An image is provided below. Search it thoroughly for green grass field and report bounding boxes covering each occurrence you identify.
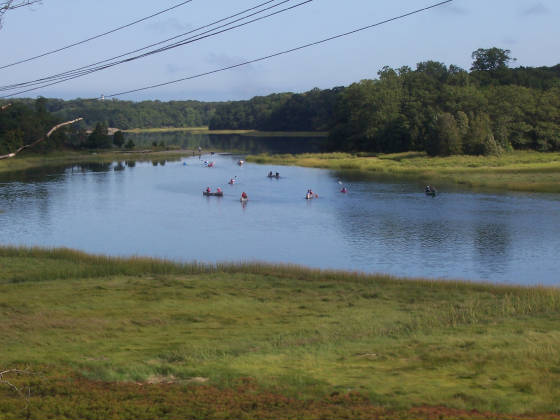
[246,151,560,193]
[1,247,560,419]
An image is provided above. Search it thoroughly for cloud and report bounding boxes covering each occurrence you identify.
[502,36,518,46]
[520,2,550,16]
[166,63,191,74]
[145,18,192,35]
[435,3,469,15]
[205,53,255,72]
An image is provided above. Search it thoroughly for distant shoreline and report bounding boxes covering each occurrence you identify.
[246,150,560,194]
[123,126,328,137]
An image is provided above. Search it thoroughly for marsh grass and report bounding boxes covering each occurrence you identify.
[1,246,560,417]
[246,151,560,193]
[0,150,193,175]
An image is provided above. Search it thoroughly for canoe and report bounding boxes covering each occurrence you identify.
[240,197,248,202]
[425,190,437,197]
[203,191,223,196]
[267,174,280,178]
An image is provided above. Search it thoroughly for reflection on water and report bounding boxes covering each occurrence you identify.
[127,132,326,154]
[1,155,559,286]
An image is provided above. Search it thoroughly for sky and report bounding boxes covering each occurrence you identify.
[0,0,558,102]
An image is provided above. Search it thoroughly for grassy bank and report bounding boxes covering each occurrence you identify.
[123,127,328,137]
[0,149,195,175]
[1,247,560,418]
[246,151,560,193]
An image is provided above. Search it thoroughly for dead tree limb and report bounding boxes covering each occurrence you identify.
[0,1,42,28]
[0,117,83,160]
[0,103,11,110]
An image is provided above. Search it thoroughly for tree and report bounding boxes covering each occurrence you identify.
[0,0,42,28]
[124,139,135,149]
[471,47,515,72]
[85,122,112,149]
[113,130,125,148]
[427,113,462,156]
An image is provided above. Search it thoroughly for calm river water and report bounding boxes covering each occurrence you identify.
[1,154,559,285]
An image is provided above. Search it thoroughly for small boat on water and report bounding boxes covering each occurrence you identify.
[425,186,437,196]
[240,197,248,202]
[267,172,280,178]
[203,191,223,197]
[238,160,244,166]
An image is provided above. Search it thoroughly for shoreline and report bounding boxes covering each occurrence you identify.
[246,151,560,193]
[0,148,199,175]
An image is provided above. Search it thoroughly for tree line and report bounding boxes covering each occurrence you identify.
[1,48,559,156]
[210,48,560,155]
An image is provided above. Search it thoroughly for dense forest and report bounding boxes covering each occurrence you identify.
[210,48,560,155]
[1,48,559,156]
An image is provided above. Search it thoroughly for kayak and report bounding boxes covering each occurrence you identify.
[203,191,223,196]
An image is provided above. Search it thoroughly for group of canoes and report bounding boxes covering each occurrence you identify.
[201,161,436,201]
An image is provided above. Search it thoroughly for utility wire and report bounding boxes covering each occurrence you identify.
[0,0,293,91]
[1,0,312,97]
[102,0,454,98]
[0,0,194,70]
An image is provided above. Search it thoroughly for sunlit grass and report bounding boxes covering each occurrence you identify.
[2,246,560,417]
[246,150,560,193]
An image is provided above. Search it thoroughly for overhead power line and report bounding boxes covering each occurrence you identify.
[0,0,194,70]
[0,0,295,92]
[1,0,312,98]
[102,0,454,99]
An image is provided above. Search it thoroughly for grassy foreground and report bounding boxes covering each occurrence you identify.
[246,151,560,193]
[1,247,560,419]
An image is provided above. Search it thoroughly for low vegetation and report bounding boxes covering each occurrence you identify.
[0,149,193,175]
[1,246,560,418]
[247,150,560,193]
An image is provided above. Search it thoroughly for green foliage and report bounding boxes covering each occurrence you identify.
[326,51,560,156]
[0,100,65,155]
[112,130,125,148]
[124,139,135,149]
[85,122,112,149]
[471,47,515,72]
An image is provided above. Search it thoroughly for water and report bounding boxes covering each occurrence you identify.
[127,132,326,154]
[1,154,559,286]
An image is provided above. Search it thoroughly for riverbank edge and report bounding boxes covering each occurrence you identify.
[245,151,560,193]
[0,149,198,175]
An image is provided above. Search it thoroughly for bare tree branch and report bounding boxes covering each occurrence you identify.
[0,117,83,160]
[0,0,42,28]
[0,103,12,110]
